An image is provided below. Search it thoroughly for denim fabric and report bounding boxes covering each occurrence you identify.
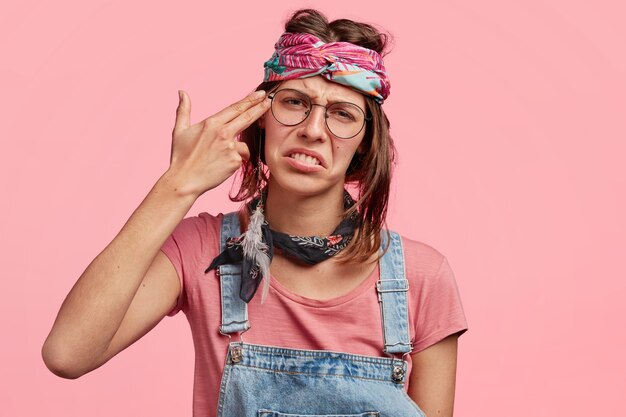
[216,212,425,417]
[217,212,249,335]
[377,232,412,355]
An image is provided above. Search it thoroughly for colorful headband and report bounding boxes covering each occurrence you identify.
[263,32,390,104]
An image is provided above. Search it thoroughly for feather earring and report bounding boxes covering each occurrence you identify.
[241,197,271,303]
[240,129,272,304]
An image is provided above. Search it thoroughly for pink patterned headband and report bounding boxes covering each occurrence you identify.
[263,32,390,104]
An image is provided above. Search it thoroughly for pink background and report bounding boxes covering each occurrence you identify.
[1,0,624,416]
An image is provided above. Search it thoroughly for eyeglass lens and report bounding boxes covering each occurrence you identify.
[270,89,366,139]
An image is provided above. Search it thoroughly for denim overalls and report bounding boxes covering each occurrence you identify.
[215,212,426,417]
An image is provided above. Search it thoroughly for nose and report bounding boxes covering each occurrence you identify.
[299,104,329,141]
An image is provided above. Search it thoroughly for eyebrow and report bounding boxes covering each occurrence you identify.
[289,87,360,106]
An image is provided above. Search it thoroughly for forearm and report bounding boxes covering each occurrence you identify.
[42,171,196,372]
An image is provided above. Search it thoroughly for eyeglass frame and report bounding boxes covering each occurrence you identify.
[266,88,372,139]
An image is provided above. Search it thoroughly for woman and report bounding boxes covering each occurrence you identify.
[42,8,468,417]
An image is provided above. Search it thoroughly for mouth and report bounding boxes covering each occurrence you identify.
[283,149,326,173]
[288,152,322,167]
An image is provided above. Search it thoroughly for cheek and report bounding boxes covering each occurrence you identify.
[262,127,288,166]
[330,148,357,173]
[259,111,272,129]
[263,128,281,152]
[334,141,361,162]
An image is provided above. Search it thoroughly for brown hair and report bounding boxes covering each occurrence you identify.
[230,8,396,263]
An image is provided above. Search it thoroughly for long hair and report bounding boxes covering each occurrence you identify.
[230,9,396,263]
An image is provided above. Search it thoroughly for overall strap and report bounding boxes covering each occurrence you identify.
[217,211,250,335]
[377,230,413,355]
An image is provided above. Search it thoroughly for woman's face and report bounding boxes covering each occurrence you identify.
[259,76,367,198]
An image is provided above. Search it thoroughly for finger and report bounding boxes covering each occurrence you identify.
[211,90,266,124]
[235,141,251,161]
[226,96,271,135]
[174,90,190,134]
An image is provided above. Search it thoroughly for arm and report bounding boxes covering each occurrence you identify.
[41,174,196,379]
[41,89,269,378]
[408,333,460,417]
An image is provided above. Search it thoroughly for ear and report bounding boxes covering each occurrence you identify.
[257,115,265,129]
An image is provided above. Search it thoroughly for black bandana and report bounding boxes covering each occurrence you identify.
[206,189,359,303]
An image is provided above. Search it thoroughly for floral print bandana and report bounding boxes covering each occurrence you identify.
[263,32,390,104]
[206,189,359,303]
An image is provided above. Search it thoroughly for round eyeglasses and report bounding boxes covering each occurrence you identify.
[267,88,370,139]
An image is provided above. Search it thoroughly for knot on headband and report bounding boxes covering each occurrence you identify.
[263,32,390,104]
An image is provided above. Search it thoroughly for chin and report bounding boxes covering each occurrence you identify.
[268,170,342,198]
[272,178,329,197]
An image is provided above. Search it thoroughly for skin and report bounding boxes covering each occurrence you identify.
[409,334,460,417]
[259,76,367,236]
[42,76,460,415]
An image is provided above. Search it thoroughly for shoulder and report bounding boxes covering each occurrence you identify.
[172,211,223,238]
[382,230,462,300]
[386,231,448,284]
[166,212,226,256]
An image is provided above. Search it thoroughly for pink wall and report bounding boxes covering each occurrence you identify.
[1,1,624,416]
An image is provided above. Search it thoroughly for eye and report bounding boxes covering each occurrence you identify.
[328,105,358,122]
[336,110,355,120]
[277,90,310,109]
[284,98,307,107]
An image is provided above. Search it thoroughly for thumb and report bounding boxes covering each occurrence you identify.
[174,90,190,133]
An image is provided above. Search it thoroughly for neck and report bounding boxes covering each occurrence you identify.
[263,181,347,236]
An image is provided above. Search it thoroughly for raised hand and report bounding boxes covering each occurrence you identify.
[167,89,270,197]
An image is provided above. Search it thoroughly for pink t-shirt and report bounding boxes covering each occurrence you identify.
[160,212,468,416]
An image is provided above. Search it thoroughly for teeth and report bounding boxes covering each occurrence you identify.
[289,153,320,166]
